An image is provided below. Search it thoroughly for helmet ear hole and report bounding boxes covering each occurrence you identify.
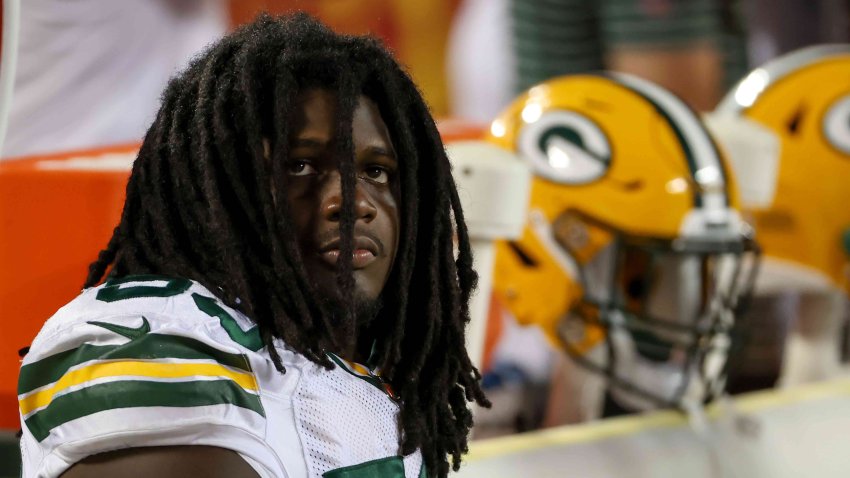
[626,277,648,301]
[786,106,804,134]
[507,241,538,268]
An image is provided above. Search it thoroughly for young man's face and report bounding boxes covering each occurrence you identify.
[284,88,400,306]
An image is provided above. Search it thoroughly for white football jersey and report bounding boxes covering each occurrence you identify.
[18,275,424,478]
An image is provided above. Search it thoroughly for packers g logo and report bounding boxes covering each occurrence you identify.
[823,94,850,156]
[518,110,612,184]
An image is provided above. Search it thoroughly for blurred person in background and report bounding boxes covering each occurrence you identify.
[448,0,748,125]
[509,0,746,111]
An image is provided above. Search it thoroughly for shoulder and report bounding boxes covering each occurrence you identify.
[32,275,269,356]
[18,275,293,478]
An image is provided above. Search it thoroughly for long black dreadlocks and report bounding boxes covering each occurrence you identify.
[84,13,489,477]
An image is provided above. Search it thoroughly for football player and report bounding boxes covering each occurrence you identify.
[18,14,488,478]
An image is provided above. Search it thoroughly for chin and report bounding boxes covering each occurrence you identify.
[316,287,384,328]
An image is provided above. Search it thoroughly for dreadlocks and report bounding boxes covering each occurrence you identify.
[84,13,489,477]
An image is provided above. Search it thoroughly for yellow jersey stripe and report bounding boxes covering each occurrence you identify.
[19,360,258,416]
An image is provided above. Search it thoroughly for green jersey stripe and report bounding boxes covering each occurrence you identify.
[323,455,405,478]
[18,333,253,395]
[192,294,263,351]
[25,379,265,442]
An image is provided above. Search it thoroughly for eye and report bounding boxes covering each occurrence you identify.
[518,109,611,184]
[361,166,390,184]
[823,95,850,155]
[286,160,318,176]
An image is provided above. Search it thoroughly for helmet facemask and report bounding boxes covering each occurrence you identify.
[551,210,761,411]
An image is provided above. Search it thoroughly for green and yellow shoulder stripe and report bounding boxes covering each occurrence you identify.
[18,315,265,442]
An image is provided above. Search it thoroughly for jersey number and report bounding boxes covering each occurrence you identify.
[95,275,263,351]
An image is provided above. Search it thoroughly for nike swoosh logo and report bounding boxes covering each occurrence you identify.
[88,316,151,340]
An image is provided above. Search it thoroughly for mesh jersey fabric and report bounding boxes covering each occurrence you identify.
[17,275,423,478]
[295,355,422,478]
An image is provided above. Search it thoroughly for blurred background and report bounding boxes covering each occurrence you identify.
[2,1,850,476]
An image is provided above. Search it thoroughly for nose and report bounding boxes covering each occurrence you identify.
[320,172,377,223]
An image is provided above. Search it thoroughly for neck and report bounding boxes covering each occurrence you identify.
[322,295,383,366]
[353,336,377,366]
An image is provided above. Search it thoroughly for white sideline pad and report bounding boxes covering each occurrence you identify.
[458,379,850,478]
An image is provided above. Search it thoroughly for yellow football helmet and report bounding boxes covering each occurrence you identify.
[490,74,759,411]
[714,45,850,295]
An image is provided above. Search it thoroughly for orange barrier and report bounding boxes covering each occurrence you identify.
[436,117,486,143]
[0,144,137,428]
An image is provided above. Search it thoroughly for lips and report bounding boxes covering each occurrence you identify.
[317,236,380,269]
